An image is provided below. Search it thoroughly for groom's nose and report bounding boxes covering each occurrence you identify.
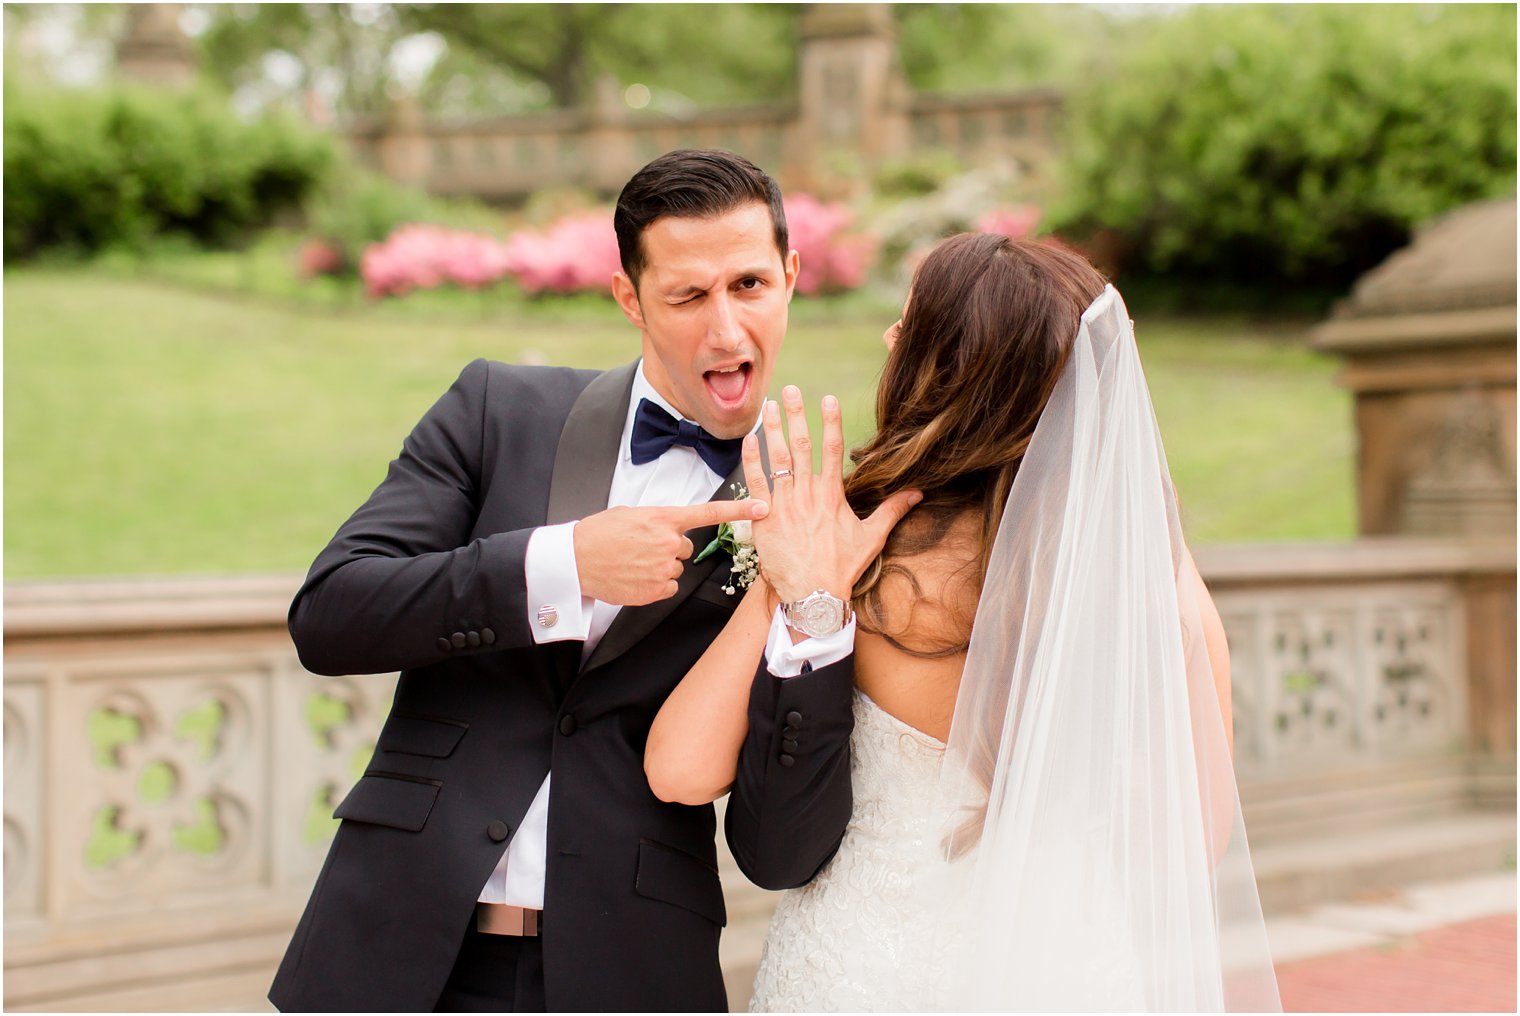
[705,291,743,350]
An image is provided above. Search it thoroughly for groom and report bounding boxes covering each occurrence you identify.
[268,150,860,1012]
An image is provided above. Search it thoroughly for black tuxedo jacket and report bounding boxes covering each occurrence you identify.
[268,360,856,1012]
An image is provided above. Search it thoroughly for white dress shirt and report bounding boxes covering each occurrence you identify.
[479,361,853,909]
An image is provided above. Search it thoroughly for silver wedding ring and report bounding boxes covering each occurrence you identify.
[770,469,793,481]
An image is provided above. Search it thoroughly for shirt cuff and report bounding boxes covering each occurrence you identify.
[764,606,855,678]
[524,522,594,644]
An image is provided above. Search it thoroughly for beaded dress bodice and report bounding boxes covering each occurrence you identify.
[749,692,959,1012]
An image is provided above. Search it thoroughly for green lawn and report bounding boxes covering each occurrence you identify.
[4,268,1354,579]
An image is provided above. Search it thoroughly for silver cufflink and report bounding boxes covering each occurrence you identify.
[536,605,559,629]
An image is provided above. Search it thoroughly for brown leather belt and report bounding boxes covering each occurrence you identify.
[475,902,543,937]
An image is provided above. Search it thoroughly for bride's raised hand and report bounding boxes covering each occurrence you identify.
[741,384,920,610]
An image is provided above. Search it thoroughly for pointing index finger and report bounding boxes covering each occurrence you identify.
[666,497,768,532]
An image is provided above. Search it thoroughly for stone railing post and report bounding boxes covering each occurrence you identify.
[793,3,909,196]
[374,96,432,190]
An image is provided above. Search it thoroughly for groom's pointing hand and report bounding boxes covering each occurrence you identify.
[574,499,770,606]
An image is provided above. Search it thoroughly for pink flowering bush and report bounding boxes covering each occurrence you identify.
[976,204,1042,241]
[296,237,346,279]
[360,224,513,298]
[783,194,877,296]
[501,212,622,295]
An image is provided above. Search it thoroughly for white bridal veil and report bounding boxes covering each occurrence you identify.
[925,286,1281,1011]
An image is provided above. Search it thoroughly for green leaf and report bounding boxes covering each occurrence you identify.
[692,536,723,564]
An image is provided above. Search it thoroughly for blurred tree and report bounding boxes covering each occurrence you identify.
[3,4,128,87]
[195,3,418,119]
[398,3,800,111]
[1054,3,1518,288]
[894,4,1128,93]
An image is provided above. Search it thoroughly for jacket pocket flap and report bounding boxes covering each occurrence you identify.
[634,840,727,927]
[377,712,468,758]
[333,773,441,832]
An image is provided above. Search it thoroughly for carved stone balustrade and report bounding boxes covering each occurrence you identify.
[1197,538,1515,840]
[5,539,1513,1010]
[4,577,396,1012]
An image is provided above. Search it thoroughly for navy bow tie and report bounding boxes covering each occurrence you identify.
[629,398,744,477]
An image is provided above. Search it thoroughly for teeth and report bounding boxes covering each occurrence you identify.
[713,366,742,374]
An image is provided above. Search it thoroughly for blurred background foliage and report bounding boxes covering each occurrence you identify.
[4,3,1512,292]
[3,80,333,261]
[2,3,1513,575]
[1053,3,1517,291]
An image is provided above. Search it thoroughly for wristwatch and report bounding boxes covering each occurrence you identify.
[780,590,853,638]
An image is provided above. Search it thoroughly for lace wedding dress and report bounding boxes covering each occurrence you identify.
[749,692,960,1012]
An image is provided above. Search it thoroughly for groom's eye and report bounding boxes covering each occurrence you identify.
[737,277,762,291]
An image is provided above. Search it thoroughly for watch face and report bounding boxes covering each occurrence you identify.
[797,593,844,637]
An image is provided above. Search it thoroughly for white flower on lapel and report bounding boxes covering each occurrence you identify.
[693,482,759,594]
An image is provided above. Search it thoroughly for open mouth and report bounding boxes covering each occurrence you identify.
[702,361,753,410]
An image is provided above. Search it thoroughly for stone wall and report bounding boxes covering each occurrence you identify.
[343,4,1062,201]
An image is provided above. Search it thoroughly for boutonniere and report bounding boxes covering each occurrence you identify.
[693,482,759,595]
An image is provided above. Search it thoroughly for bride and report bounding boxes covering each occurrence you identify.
[645,233,1281,1012]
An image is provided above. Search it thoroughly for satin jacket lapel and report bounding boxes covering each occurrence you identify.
[547,361,637,526]
[581,440,761,676]
[544,361,636,694]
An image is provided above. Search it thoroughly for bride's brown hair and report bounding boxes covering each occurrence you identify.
[845,233,1108,654]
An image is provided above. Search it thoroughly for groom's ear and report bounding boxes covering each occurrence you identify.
[612,271,646,330]
[783,249,800,302]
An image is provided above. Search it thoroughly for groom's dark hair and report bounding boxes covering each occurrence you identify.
[614,149,788,289]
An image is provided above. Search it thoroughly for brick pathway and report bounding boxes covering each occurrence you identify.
[1277,913,1516,1013]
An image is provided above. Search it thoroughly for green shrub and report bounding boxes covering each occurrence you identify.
[303,164,504,273]
[4,83,334,261]
[1054,5,1517,287]
[873,151,967,199]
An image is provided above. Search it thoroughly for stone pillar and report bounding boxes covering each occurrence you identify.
[115,4,196,88]
[374,97,431,190]
[1312,197,1518,773]
[793,3,910,196]
[583,74,631,193]
[1311,198,1517,538]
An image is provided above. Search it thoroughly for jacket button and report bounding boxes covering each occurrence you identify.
[481,627,496,645]
[451,631,467,649]
[778,753,795,767]
[782,738,799,753]
[486,820,510,843]
[467,630,481,648]
[786,710,803,726]
[782,725,800,740]
[436,637,452,652]
[558,714,578,736]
